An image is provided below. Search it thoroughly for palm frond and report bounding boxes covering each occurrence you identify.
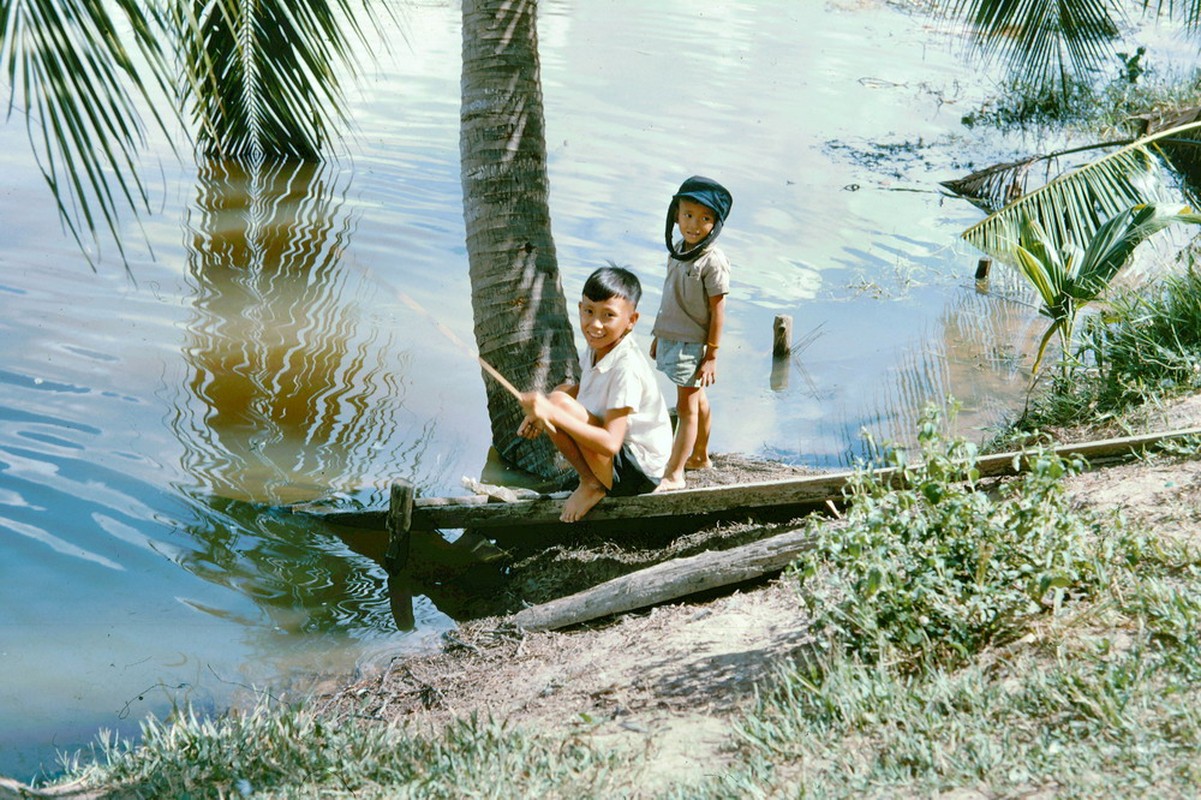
[940,141,1128,213]
[940,155,1044,213]
[1140,1,1201,32]
[961,122,1201,261]
[177,0,385,160]
[1007,202,1201,374]
[1014,226,1060,313]
[943,0,1127,90]
[1073,203,1201,296]
[962,145,1164,262]
[1,0,174,267]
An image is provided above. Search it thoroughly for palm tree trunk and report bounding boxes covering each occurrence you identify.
[460,0,578,478]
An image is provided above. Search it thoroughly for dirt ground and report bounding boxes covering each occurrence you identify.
[317,397,1201,793]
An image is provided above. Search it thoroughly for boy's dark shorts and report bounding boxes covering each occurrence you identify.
[608,444,659,497]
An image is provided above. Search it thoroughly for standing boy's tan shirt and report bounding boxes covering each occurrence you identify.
[651,244,731,344]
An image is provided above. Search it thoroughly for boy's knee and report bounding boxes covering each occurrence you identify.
[676,388,702,416]
[548,389,575,409]
[547,389,590,422]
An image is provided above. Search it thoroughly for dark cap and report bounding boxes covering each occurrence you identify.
[673,175,733,223]
[665,175,733,261]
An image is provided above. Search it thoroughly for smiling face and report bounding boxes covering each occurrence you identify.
[578,295,638,360]
[675,197,717,248]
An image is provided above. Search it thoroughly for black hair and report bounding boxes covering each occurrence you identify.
[582,264,642,308]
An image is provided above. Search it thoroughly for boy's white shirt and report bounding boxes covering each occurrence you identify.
[575,332,672,480]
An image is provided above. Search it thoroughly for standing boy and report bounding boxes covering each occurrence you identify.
[650,175,733,492]
[519,266,672,522]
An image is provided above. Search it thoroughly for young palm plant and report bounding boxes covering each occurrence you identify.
[1010,203,1201,373]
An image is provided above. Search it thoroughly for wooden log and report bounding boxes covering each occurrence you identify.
[512,528,819,631]
[384,481,415,574]
[288,426,1201,533]
[772,314,793,356]
[419,474,840,529]
[285,504,390,530]
[413,424,1201,529]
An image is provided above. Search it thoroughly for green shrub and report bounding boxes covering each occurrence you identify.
[792,405,1104,672]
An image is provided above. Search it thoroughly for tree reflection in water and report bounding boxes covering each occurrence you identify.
[175,159,440,506]
[167,158,460,635]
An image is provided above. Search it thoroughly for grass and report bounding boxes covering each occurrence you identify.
[708,413,1201,798]
[994,265,1201,443]
[61,710,638,799]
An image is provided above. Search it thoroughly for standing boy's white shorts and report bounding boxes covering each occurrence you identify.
[655,339,706,387]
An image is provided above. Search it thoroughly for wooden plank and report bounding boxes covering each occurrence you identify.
[287,504,390,529]
[413,474,845,529]
[512,528,819,631]
[287,426,1201,532]
[415,425,1201,530]
[384,481,415,574]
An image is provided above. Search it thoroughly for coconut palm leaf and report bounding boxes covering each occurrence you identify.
[942,0,1126,91]
[961,121,1201,261]
[961,144,1165,261]
[1140,1,1201,31]
[940,141,1126,213]
[1,0,174,266]
[175,0,384,160]
[940,155,1043,213]
[1,0,385,267]
[1072,202,1201,296]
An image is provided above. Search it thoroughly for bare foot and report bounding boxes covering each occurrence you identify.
[561,481,607,522]
[652,475,686,493]
[685,457,712,471]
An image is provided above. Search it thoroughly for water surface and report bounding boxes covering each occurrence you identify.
[0,0,1120,779]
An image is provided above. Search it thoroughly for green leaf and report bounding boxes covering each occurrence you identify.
[962,122,1201,263]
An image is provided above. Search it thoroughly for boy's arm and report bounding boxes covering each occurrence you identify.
[697,293,726,386]
[517,384,578,439]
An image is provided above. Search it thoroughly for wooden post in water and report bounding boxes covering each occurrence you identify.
[772,315,793,357]
[974,257,991,293]
[769,357,790,392]
[385,480,415,574]
[770,314,792,392]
